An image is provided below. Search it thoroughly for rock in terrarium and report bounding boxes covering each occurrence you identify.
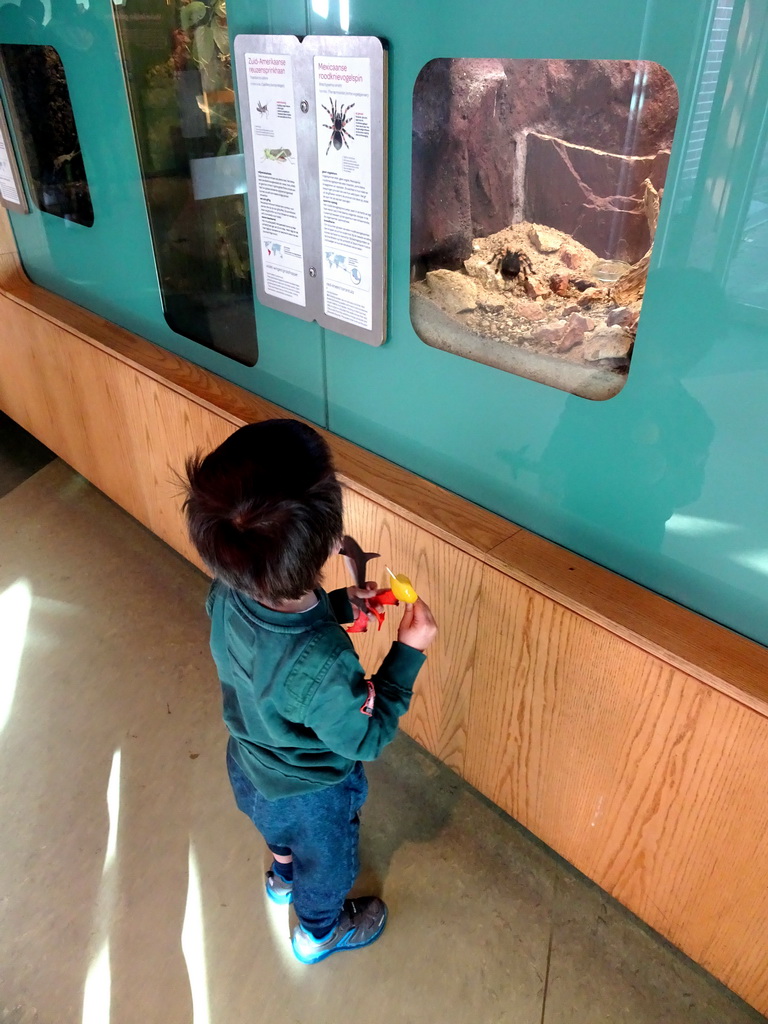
[411,220,638,397]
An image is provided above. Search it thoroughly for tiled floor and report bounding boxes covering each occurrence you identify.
[0,421,765,1024]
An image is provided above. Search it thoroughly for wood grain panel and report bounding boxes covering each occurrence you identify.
[127,373,235,566]
[323,488,482,773]
[487,529,768,717]
[0,306,147,523]
[0,295,209,567]
[0,208,15,254]
[465,563,768,1011]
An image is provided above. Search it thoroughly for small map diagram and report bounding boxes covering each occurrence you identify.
[325,250,363,285]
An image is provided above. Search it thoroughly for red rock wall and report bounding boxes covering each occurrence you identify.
[411,58,678,269]
[525,134,670,262]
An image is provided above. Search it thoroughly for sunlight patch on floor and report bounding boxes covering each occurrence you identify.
[81,940,110,1024]
[104,749,121,873]
[182,843,212,1024]
[0,578,32,734]
[80,747,122,1022]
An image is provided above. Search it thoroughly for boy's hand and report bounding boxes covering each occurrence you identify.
[397,598,438,652]
[347,582,392,621]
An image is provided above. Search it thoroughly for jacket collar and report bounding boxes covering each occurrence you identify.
[231,587,331,632]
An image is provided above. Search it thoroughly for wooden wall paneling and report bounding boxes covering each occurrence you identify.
[0,300,152,526]
[0,305,88,462]
[0,269,286,434]
[331,439,516,559]
[128,372,236,568]
[0,207,15,254]
[0,287,231,569]
[67,344,152,524]
[465,562,768,1013]
[487,529,768,716]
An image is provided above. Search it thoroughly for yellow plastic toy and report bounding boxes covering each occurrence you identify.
[386,567,418,603]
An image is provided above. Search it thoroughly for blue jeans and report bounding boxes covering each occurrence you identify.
[226,744,368,935]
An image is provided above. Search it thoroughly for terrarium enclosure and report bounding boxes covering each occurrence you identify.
[410,59,678,399]
[114,0,258,365]
[0,44,93,227]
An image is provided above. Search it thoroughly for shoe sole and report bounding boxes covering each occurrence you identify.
[292,907,388,965]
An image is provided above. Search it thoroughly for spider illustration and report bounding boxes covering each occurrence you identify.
[487,248,534,282]
[322,98,355,155]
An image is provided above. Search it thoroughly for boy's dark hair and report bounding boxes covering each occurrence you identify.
[183,419,343,603]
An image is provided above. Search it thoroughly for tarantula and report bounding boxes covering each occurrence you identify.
[322,98,355,155]
[487,248,534,282]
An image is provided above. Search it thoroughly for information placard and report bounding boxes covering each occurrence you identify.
[314,55,373,332]
[244,51,306,307]
[235,35,386,346]
[0,97,28,214]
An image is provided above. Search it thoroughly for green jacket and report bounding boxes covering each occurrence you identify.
[206,580,426,798]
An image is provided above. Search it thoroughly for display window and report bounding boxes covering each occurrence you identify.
[0,44,93,227]
[410,59,678,399]
[114,0,257,365]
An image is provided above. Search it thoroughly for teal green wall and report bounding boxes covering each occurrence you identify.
[0,0,324,420]
[3,0,768,650]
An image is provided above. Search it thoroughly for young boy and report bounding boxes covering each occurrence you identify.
[183,418,437,964]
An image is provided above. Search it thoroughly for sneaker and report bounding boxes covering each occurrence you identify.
[265,870,293,905]
[291,897,387,964]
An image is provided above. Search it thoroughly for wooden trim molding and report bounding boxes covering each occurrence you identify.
[1,207,768,1014]
[486,530,768,717]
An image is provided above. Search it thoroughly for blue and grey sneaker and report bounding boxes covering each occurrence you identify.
[291,897,388,964]
[265,869,293,905]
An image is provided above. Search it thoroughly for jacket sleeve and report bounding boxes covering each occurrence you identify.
[327,587,355,624]
[303,641,426,761]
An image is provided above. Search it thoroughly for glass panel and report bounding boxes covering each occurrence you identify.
[410,59,678,400]
[726,133,768,312]
[114,0,257,366]
[0,44,93,227]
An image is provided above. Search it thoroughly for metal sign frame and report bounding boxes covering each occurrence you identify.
[234,34,387,346]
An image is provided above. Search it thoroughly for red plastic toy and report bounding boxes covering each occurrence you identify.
[339,534,398,633]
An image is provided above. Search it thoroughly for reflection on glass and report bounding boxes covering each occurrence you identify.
[410,59,678,400]
[114,0,257,365]
[726,135,768,311]
[0,44,94,226]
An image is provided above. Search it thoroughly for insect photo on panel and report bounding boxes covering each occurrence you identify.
[322,98,355,155]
